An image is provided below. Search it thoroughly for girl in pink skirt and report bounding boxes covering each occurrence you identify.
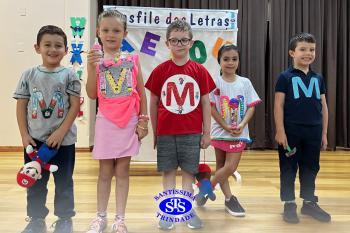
[86,10,148,233]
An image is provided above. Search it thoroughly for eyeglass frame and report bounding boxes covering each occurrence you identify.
[167,37,192,46]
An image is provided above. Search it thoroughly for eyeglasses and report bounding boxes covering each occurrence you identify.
[168,38,191,46]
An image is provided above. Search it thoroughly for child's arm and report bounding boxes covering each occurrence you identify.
[135,60,148,140]
[321,94,328,150]
[274,92,288,148]
[86,50,101,99]
[200,94,211,149]
[233,106,255,135]
[149,93,159,149]
[46,95,80,148]
[43,163,58,172]
[211,105,234,133]
[16,99,36,148]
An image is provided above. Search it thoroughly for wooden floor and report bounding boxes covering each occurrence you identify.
[0,150,349,233]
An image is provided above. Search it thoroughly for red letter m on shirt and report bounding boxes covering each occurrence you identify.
[166,82,195,106]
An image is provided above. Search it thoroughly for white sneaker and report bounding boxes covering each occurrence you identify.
[111,218,128,233]
[86,216,107,233]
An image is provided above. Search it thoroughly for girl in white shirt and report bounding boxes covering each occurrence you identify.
[207,44,261,216]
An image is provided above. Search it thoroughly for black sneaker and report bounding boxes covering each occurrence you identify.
[301,201,331,222]
[283,202,299,224]
[21,218,47,233]
[52,218,73,233]
[225,196,245,217]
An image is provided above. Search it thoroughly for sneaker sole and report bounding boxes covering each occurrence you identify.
[86,227,106,233]
[225,206,246,217]
[186,223,203,229]
[300,209,331,222]
[282,214,300,224]
[158,223,175,230]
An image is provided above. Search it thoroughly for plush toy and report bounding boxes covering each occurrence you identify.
[16,144,58,188]
[195,163,216,206]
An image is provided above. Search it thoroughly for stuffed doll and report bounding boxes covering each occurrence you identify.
[16,144,58,188]
[195,163,216,206]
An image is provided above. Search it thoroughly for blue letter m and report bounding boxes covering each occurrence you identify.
[292,76,320,99]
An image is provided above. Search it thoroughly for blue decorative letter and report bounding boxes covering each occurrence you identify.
[292,76,320,99]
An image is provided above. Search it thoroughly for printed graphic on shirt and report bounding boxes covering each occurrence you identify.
[99,59,133,98]
[292,76,320,99]
[220,94,245,127]
[31,87,64,119]
[161,74,200,114]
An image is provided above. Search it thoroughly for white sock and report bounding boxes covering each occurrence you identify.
[284,200,295,204]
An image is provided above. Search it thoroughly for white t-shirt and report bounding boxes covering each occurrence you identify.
[209,75,261,143]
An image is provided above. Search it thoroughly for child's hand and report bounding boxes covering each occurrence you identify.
[223,124,234,134]
[136,122,148,141]
[321,134,328,150]
[200,133,211,149]
[21,134,36,148]
[87,50,102,68]
[232,123,244,136]
[46,128,65,149]
[275,130,288,149]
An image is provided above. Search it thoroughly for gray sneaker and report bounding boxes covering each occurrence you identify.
[186,210,203,229]
[158,219,174,230]
[225,195,245,217]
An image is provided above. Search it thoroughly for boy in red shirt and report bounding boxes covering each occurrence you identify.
[145,20,215,230]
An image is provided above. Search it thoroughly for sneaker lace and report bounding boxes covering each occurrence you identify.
[89,217,106,230]
[112,219,127,233]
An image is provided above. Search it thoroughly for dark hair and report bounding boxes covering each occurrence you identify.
[36,25,67,47]
[289,32,316,51]
[217,44,239,64]
[98,10,127,31]
[166,20,193,40]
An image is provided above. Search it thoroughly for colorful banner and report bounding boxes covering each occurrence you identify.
[103,6,238,80]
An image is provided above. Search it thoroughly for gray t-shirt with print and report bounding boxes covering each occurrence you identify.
[13,66,81,145]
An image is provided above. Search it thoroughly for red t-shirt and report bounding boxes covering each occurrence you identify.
[145,59,215,135]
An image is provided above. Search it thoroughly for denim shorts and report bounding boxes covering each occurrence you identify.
[157,134,201,175]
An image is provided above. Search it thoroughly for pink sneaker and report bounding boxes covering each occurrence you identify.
[111,219,128,233]
[86,216,107,233]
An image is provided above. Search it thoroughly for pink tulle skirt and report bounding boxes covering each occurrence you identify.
[92,111,140,159]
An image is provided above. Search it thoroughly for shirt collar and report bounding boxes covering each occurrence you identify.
[288,66,316,76]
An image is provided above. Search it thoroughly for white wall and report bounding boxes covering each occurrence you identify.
[0,0,94,148]
[0,0,216,161]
